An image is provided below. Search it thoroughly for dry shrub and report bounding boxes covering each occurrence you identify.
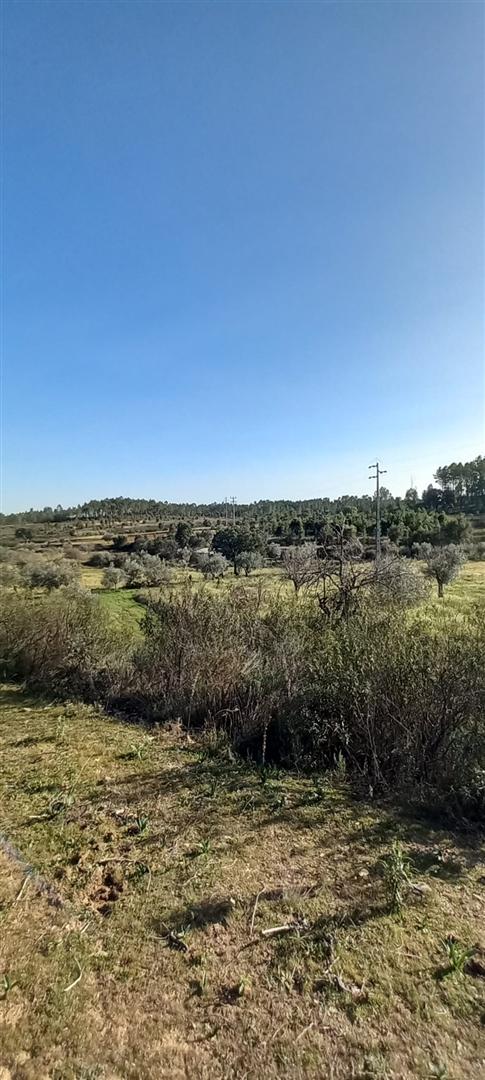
[1,581,484,811]
[286,606,485,797]
[132,588,485,805]
[0,586,132,699]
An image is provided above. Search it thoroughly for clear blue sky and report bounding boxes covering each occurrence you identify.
[3,0,484,510]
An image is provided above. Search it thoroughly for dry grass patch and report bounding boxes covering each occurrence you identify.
[1,685,484,1079]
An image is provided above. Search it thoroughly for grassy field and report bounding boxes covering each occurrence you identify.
[431,561,485,614]
[1,685,484,1079]
[84,561,485,628]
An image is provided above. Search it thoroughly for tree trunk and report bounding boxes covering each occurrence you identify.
[438,580,444,598]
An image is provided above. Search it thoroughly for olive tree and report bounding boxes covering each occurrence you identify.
[122,553,171,588]
[418,544,467,598]
[196,552,228,580]
[234,550,263,577]
[25,560,79,591]
[102,565,128,590]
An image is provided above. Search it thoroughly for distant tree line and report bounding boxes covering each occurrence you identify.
[2,455,483,526]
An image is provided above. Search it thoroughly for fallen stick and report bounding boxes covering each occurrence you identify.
[14,874,32,903]
[261,924,295,938]
[295,1021,314,1043]
[63,957,83,993]
[249,889,264,936]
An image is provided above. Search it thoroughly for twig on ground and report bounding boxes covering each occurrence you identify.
[160,922,189,952]
[63,957,83,993]
[250,889,264,936]
[295,1022,314,1042]
[14,874,31,903]
[261,924,294,938]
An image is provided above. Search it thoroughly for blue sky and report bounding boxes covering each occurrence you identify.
[3,0,484,510]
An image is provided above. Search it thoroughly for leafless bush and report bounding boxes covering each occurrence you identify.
[130,585,263,726]
[372,556,431,607]
[281,544,319,592]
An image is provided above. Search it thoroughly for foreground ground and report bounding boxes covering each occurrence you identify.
[0,686,484,1079]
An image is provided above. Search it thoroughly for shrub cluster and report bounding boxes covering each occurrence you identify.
[126,589,485,802]
[0,586,131,698]
[1,579,484,816]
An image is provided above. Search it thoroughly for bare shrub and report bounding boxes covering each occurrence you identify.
[281,544,319,592]
[372,557,431,607]
[466,541,485,562]
[131,589,485,800]
[0,563,22,587]
[284,605,485,795]
[131,585,261,725]
[1,571,483,811]
[62,544,84,562]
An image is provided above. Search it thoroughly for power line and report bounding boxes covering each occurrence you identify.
[368,462,387,564]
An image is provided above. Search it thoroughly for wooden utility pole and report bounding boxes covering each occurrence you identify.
[368,462,387,564]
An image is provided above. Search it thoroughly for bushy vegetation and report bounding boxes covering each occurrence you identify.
[119,552,171,588]
[0,547,80,590]
[1,571,483,817]
[0,586,131,698]
[26,559,80,590]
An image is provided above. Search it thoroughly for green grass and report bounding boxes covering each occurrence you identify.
[1,685,484,1078]
[431,561,485,614]
[95,586,146,632]
[88,561,485,633]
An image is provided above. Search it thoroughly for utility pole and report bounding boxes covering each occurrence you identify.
[224,497,228,523]
[230,496,236,525]
[368,462,387,564]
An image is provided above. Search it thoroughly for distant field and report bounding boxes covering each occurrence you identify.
[79,565,104,589]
